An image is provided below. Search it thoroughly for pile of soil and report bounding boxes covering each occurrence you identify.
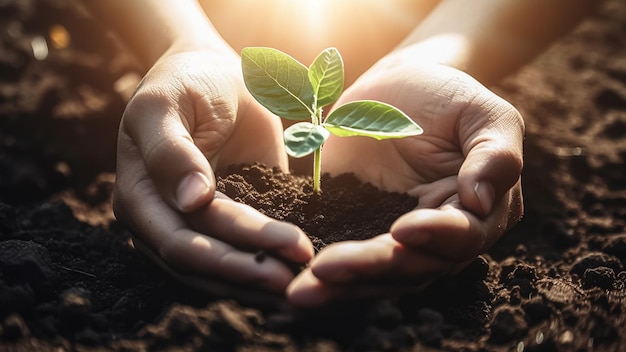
[1,0,626,350]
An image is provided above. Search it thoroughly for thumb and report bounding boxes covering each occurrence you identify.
[457,98,524,217]
[121,95,218,213]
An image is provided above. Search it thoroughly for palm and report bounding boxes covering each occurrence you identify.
[115,50,312,294]
[286,61,524,307]
[323,63,476,203]
[148,51,287,172]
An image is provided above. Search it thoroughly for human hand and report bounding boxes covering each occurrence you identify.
[113,48,314,295]
[287,55,524,306]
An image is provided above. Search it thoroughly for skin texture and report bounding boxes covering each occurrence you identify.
[287,58,524,306]
[81,0,603,306]
[113,49,314,292]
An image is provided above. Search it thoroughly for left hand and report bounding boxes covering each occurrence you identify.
[286,54,524,307]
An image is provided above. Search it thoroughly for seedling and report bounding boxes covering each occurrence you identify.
[241,47,423,192]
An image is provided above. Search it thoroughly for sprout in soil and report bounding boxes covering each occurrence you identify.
[241,47,423,192]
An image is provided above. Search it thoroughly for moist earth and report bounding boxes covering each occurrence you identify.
[1,1,626,351]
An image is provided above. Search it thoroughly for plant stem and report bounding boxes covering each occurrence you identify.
[311,106,323,193]
[313,145,322,192]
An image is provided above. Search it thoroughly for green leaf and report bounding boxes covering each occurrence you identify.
[324,100,423,140]
[241,47,314,120]
[308,47,344,108]
[284,122,330,158]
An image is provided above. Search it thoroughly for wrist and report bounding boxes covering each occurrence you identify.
[160,34,235,63]
[395,35,473,76]
[86,0,234,71]
[396,36,515,86]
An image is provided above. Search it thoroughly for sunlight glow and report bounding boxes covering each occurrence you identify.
[201,0,429,84]
[410,33,470,66]
[49,24,70,49]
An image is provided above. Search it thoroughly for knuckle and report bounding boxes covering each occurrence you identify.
[123,89,169,124]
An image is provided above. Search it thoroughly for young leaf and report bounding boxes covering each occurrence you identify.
[324,100,423,140]
[308,47,344,108]
[284,122,330,158]
[241,47,314,120]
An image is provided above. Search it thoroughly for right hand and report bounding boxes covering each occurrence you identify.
[112,48,314,294]
[287,57,524,307]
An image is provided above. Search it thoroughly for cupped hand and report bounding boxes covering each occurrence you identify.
[113,48,314,294]
[287,54,524,306]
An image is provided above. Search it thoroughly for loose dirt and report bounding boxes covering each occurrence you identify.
[1,1,625,351]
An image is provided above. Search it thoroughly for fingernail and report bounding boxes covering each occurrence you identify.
[176,172,211,212]
[474,182,495,215]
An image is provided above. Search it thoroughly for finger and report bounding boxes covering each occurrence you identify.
[131,235,287,308]
[457,94,524,217]
[391,185,522,260]
[153,226,296,293]
[391,204,485,260]
[186,195,315,263]
[113,169,297,292]
[121,89,217,214]
[287,268,431,307]
[406,175,458,209]
[287,269,337,307]
[309,234,453,281]
[286,234,451,307]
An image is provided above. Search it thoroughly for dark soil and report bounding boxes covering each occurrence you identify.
[1,0,626,351]
[219,163,419,253]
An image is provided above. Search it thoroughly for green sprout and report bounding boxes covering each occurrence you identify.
[241,47,423,192]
